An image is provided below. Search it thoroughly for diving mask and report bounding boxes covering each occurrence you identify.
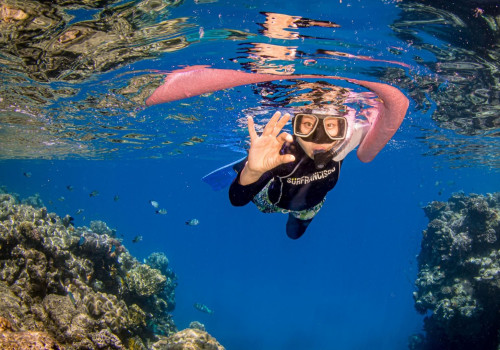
[293,114,347,144]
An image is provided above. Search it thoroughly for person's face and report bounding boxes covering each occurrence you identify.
[295,116,341,158]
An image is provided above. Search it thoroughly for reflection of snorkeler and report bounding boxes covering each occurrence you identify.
[229,79,409,239]
[245,12,340,74]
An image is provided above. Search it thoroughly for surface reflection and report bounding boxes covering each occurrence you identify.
[0,1,496,167]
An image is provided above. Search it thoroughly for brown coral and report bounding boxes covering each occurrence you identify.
[151,328,226,350]
[0,317,13,332]
[0,331,62,350]
[0,193,184,348]
[0,315,62,350]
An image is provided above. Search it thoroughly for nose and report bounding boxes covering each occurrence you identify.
[310,119,331,144]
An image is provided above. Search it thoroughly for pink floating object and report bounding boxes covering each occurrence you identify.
[146,66,408,162]
[145,65,323,106]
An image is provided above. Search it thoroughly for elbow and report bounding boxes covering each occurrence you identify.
[229,196,249,207]
[228,190,250,207]
[230,200,247,207]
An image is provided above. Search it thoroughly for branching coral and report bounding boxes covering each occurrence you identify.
[125,264,167,297]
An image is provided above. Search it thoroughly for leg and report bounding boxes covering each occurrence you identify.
[286,214,312,240]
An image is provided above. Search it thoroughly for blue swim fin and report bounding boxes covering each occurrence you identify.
[202,157,246,191]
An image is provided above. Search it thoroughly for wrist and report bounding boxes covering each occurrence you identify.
[239,162,263,185]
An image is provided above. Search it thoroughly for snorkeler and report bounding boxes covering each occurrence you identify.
[145,65,409,239]
[228,79,409,239]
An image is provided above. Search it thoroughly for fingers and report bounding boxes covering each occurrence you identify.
[262,111,281,136]
[273,113,290,137]
[247,116,257,141]
[250,112,291,145]
[263,112,290,137]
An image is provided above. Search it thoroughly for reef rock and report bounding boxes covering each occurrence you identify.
[412,192,500,350]
[0,192,178,349]
[151,328,225,350]
[0,316,62,349]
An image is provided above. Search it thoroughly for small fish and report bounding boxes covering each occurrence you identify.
[150,200,159,208]
[23,172,32,178]
[132,235,143,243]
[194,303,214,315]
[114,195,120,201]
[117,276,125,287]
[186,219,199,226]
[66,185,74,191]
[156,208,167,215]
[58,196,65,202]
[76,209,84,215]
[109,244,116,254]
[78,236,86,246]
[68,291,77,307]
[89,190,99,197]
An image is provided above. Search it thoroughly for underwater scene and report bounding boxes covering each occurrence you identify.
[0,0,499,349]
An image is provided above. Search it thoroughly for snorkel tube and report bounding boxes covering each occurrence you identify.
[146,66,408,162]
[313,151,332,170]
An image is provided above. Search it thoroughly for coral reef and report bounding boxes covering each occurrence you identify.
[0,316,62,349]
[188,321,206,332]
[144,252,177,312]
[151,328,225,350]
[126,264,167,297]
[146,252,170,274]
[411,192,500,350]
[89,220,117,237]
[0,192,180,349]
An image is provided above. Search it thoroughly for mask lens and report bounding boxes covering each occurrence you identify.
[323,116,346,140]
[294,114,318,137]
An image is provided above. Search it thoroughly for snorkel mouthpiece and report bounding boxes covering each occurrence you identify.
[313,150,332,170]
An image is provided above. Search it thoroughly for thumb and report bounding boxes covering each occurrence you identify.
[277,132,293,144]
[279,154,295,164]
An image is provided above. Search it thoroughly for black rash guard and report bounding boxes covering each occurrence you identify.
[229,140,342,212]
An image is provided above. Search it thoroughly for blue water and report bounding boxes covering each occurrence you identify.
[1,0,498,349]
[1,150,497,349]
